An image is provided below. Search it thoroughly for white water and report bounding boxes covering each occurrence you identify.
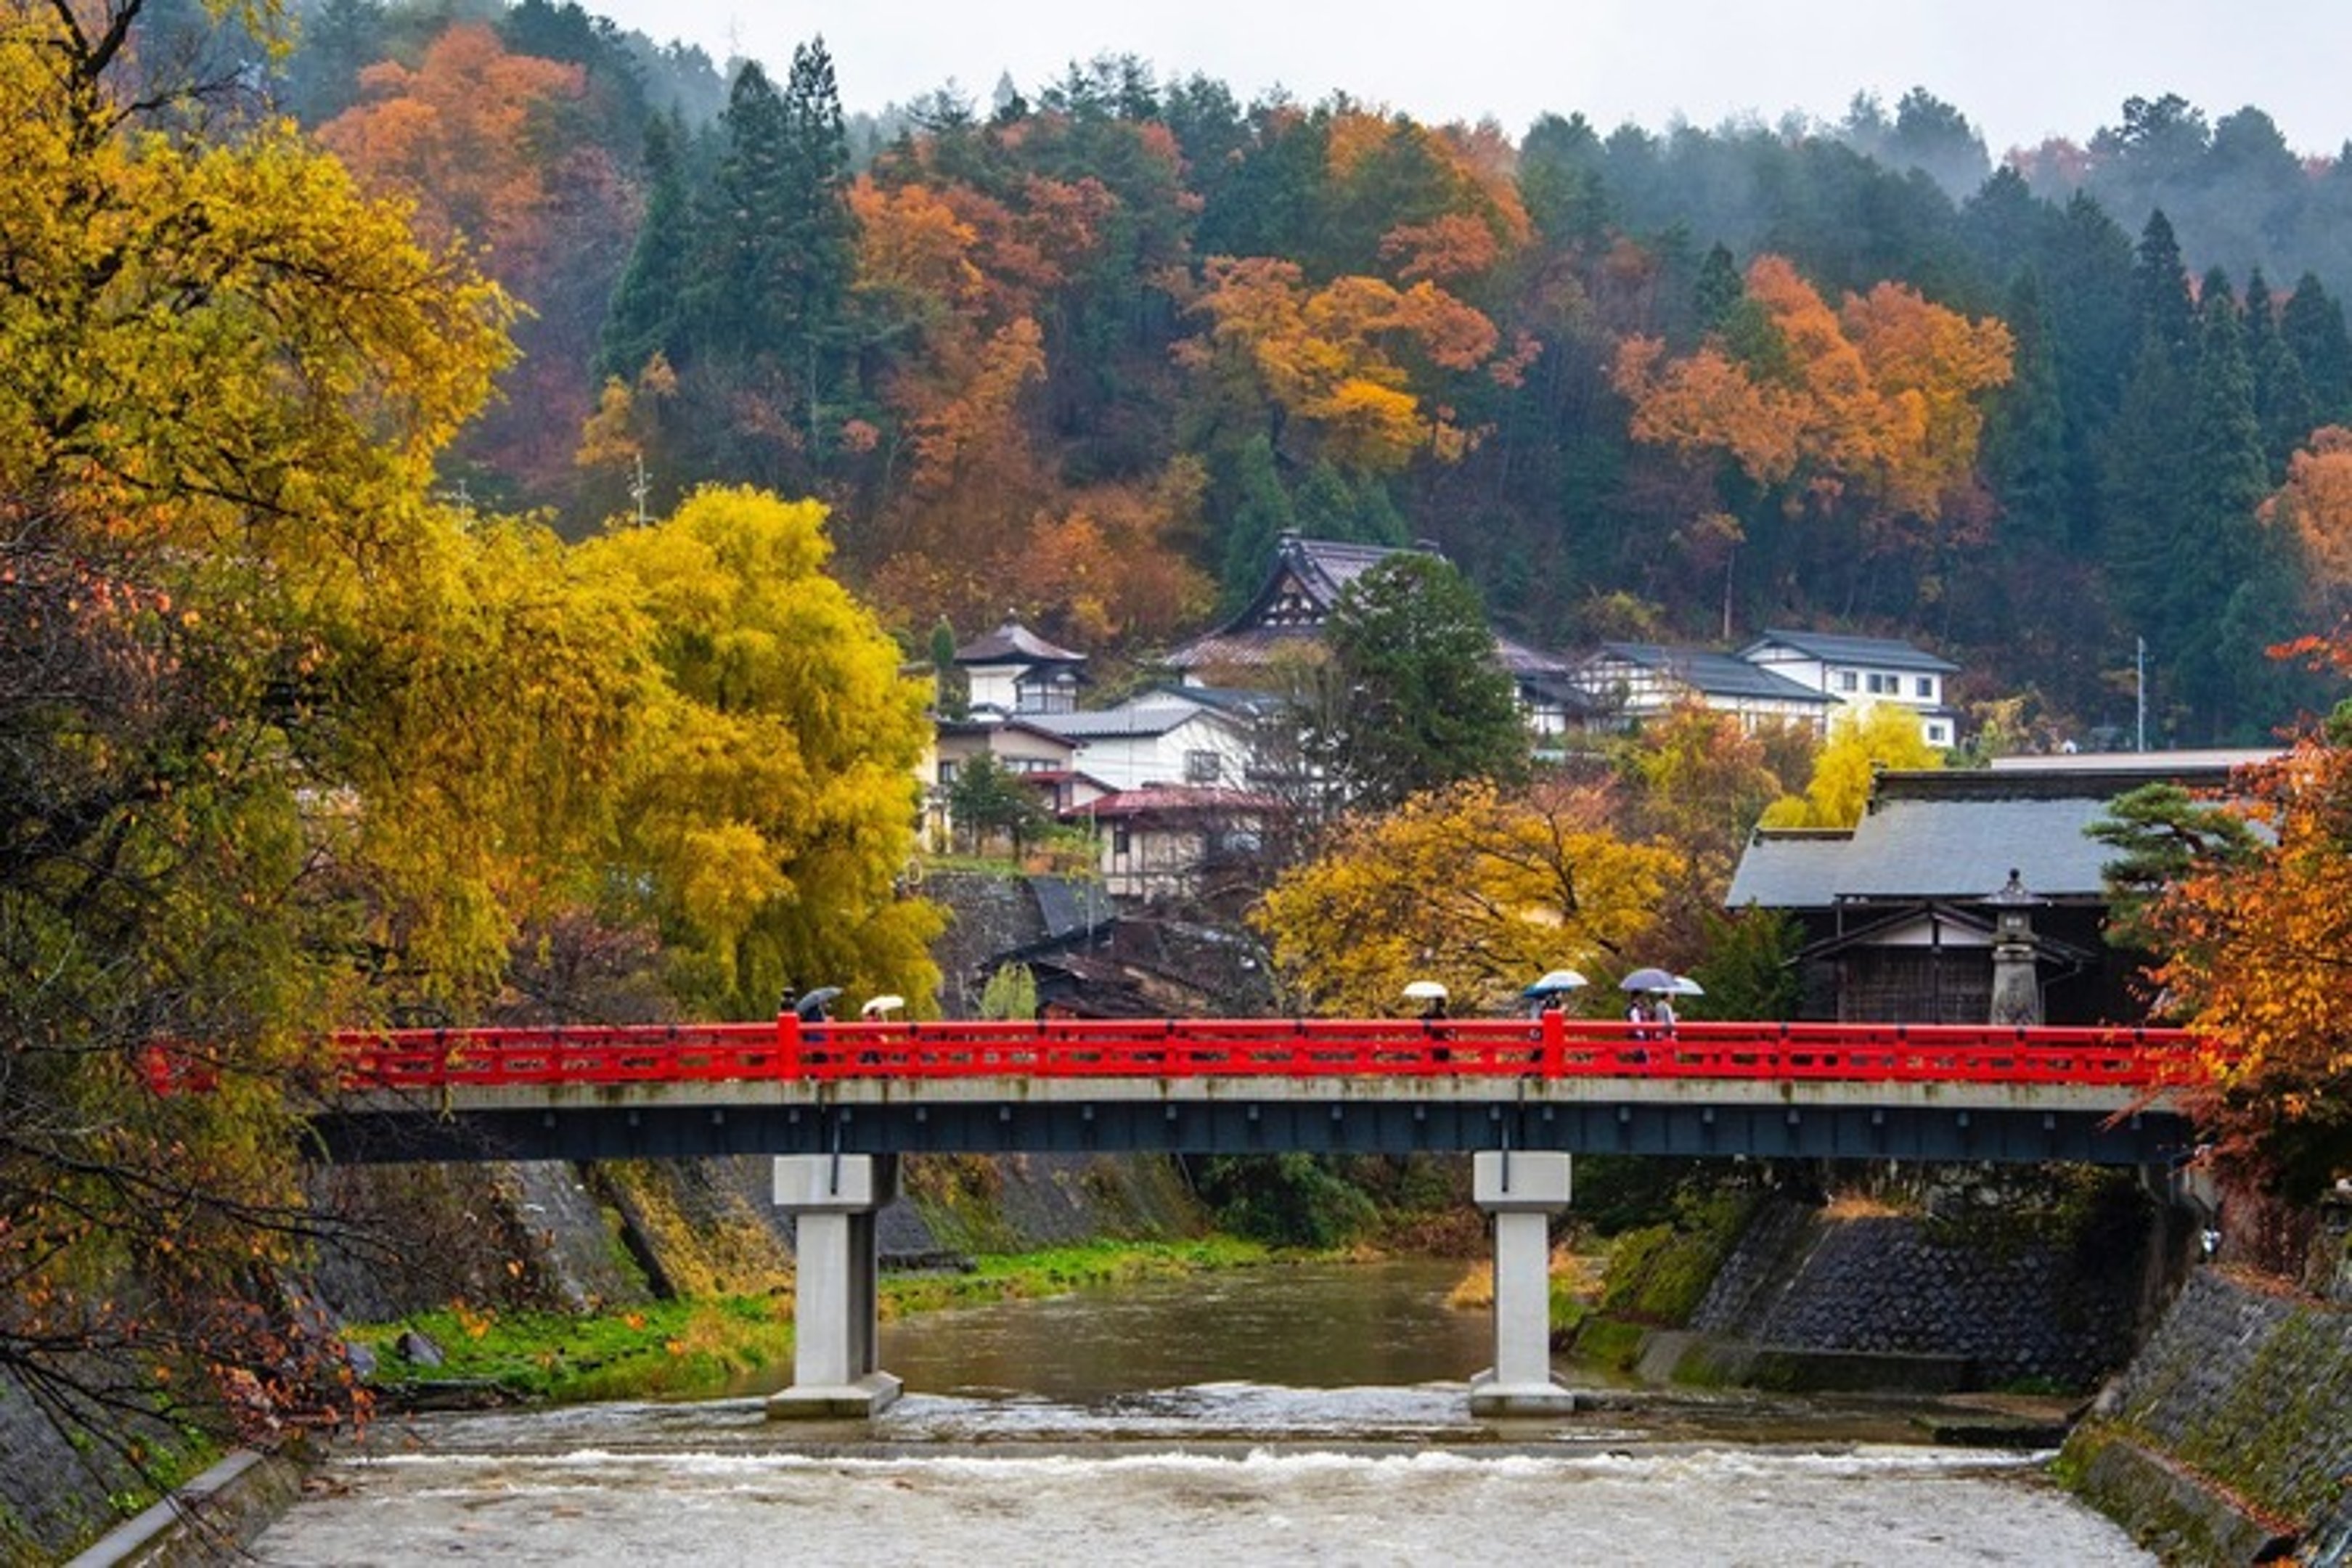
[253,1262,2152,1564]
[253,1389,2151,1566]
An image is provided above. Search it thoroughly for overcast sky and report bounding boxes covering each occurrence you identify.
[580,0,2351,158]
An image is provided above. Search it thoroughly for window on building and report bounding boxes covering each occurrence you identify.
[936,760,958,785]
[1927,722,1951,746]
[1837,670,1858,692]
[1866,672,1894,694]
[1111,822,1132,856]
[1185,750,1222,784]
[1916,676,1935,699]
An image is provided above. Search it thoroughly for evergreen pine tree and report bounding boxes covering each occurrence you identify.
[1218,434,1296,613]
[2281,272,2352,427]
[2242,269,2314,479]
[2131,209,2197,367]
[597,112,695,383]
[2175,272,2284,739]
[1983,271,2070,550]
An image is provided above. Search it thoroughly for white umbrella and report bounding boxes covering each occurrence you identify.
[1618,967,1677,993]
[1401,980,1450,1003]
[859,994,906,1019]
[1665,976,1705,997]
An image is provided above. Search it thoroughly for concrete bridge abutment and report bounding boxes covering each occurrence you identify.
[1469,1150,1580,1416]
[767,1153,903,1419]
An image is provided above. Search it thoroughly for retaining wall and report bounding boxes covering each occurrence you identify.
[2065,1266,2352,1564]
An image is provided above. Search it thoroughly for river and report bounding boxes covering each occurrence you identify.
[251,1259,2152,1564]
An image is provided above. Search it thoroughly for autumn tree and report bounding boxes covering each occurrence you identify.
[1758,703,1943,829]
[0,0,568,1474]
[1253,777,1680,1016]
[578,486,942,1017]
[1182,256,1508,476]
[319,22,632,500]
[1612,253,2012,613]
[2138,685,2352,1198]
[2264,425,2352,627]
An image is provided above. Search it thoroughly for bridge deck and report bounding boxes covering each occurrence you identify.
[306,1017,2206,1167]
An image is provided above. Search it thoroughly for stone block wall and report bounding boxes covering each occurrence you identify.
[2067,1267,2352,1562]
[1686,1176,2161,1389]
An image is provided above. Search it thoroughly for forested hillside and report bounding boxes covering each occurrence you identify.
[257,2,2352,739]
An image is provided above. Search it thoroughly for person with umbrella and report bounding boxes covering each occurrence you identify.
[1522,968,1587,1018]
[1619,966,1678,1041]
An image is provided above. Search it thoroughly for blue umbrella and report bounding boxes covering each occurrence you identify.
[1523,968,1589,998]
[1618,967,1677,993]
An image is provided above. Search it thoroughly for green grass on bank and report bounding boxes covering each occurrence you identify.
[348,1238,1271,1405]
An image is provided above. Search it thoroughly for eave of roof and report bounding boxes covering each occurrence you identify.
[1743,628,1960,674]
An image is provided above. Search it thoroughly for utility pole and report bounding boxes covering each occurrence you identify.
[630,453,650,528]
[2135,637,2147,753]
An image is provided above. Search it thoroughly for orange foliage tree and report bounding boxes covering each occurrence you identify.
[1182,256,1505,472]
[1612,254,2013,554]
[2261,425,2352,626]
[2141,663,2352,1197]
[320,23,632,497]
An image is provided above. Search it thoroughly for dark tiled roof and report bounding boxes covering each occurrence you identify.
[1742,629,1959,674]
[1495,633,1573,677]
[956,619,1088,666]
[1281,535,1419,605]
[1589,643,1834,705]
[1726,756,2269,908]
[1027,703,1214,740]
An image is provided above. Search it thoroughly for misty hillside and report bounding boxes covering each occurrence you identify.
[256,0,2352,745]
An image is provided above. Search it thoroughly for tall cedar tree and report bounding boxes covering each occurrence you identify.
[598,111,695,382]
[1308,553,1527,811]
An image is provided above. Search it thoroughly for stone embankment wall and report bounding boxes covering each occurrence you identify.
[309,1151,1206,1321]
[2063,1220,2352,1564]
[1633,1169,2173,1394]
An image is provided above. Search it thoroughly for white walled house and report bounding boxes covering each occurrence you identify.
[1570,642,1837,735]
[1739,629,1961,748]
[955,619,1088,716]
[1028,694,1260,792]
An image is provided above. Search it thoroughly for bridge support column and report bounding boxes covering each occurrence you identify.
[767,1153,902,1420]
[1469,1151,1580,1417]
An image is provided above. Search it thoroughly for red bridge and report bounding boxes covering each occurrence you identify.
[337,1014,2200,1089]
[312,1016,2208,1169]
[306,1015,2213,1419]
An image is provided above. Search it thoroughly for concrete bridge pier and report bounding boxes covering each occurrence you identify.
[767,1153,903,1419]
[1469,1150,1580,1417]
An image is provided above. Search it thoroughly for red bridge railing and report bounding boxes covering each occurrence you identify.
[327,1016,2209,1093]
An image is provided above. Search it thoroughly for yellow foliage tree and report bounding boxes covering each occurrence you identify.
[1254,778,1681,1016]
[1758,702,1944,830]
[579,487,943,1017]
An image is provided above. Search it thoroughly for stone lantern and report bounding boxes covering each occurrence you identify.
[1983,867,2046,1026]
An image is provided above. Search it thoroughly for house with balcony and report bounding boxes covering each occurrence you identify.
[1066,785,1281,905]
[1737,629,1961,748]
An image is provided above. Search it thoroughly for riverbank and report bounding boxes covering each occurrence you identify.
[349,1236,1273,1408]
